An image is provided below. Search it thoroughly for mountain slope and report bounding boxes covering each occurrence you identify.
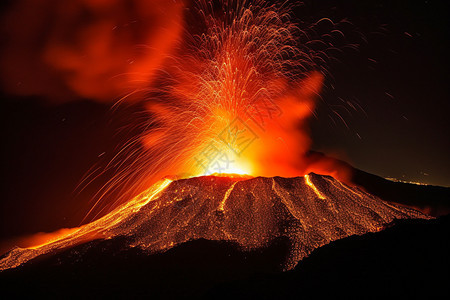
[0,173,429,271]
[353,168,450,216]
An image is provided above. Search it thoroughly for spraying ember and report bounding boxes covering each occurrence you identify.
[84,0,353,219]
[0,0,429,272]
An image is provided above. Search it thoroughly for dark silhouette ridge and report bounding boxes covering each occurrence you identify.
[353,168,450,216]
[0,215,448,298]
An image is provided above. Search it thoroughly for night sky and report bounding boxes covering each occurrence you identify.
[304,0,450,187]
[1,0,449,240]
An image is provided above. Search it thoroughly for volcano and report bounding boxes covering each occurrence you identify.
[0,173,429,272]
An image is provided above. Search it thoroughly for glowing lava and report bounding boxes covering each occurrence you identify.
[80,0,355,220]
[0,178,172,270]
[0,0,388,274]
[305,174,326,199]
[0,174,430,271]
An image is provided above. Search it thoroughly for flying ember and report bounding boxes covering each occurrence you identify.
[82,0,353,220]
[0,0,360,268]
[0,1,444,297]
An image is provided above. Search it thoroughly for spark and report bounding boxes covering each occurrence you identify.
[80,0,356,222]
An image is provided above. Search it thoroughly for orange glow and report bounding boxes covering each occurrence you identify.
[305,174,326,199]
[0,178,172,270]
[21,228,81,250]
[0,228,79,255]
[63,0,355,220]
[0,174,430,272]
[210,173,254,180]
[0,1,357,267]
[0,0,185,102]
[0,0,354,223]
[0,1,435,277]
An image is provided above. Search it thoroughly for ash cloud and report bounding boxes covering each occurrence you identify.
[0,0,185,102]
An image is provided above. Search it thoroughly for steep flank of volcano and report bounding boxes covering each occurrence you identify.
[1,174,430,271]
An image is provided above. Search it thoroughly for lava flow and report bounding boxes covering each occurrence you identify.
[83,0,354,219]
[0,174,430,271]
[0,0,430,272]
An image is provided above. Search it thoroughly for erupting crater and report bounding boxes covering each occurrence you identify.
[0,173,430,271]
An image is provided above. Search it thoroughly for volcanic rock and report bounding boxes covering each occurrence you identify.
[0,173,430,271]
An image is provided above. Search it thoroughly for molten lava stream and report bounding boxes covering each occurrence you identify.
[0,173,431,272]
[0,0,431,274]
[0,179,173,271]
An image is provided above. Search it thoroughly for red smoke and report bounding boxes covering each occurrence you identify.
[0,0,354,224]
[246,71,353,184]
[0,0,185,102]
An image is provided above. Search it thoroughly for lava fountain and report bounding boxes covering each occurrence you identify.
[87,0,352,219]
[0,0,429,271]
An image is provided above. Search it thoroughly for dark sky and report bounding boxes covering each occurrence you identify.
[0,0,449,240]
[302,0,450,187]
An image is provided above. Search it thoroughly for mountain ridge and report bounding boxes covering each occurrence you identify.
[0,173,430,271]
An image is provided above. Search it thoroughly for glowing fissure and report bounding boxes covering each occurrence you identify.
[0,174,430,272]
[305,174,326,199]
[0,0,434,275]
[79,0,356,219]
[218,181,238,211]
[0,179,172,271]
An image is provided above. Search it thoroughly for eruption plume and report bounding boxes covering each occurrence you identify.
[0,0,185,102]
[84,0,353,220]
[0,1,433,275]
[0,0,360,258]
